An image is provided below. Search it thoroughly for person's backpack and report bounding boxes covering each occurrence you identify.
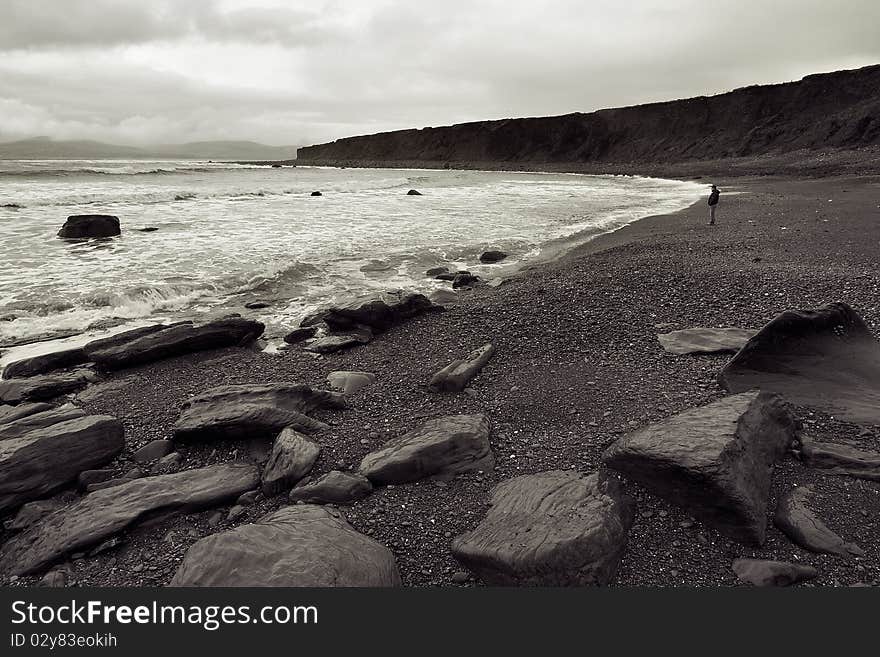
[708,189,719,206]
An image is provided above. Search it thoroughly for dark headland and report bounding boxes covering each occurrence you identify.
[2,65,880,588]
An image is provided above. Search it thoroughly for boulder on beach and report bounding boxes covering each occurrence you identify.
[731,559,818,587]
[261,428,320,496]
[327,371,376,395]
[131,439,174,464]
[797,435,880,481]
[656,327,754,355]
[359,414,493,485]
[0,463,260,576]
[283,326,318,344]
[174,383,345,442]
[2,347,89,379]
[86,318,265,370]
[451,470,634,586]
[603,391,797,545]
[0,402,53,425]
[0,370,94,404]
[774,486,865,558]
[321,291,437,334]
[57,215,121,239]
[304,329,372,354]
[289,470,373,505]
[169,505,401,587]
[0,414,124,514]
[452,272,480,288]
[406,189,422,195]
[718,302,880,424]
[0,404,87,440]
[429,343,495,392]
[479,250,508,264]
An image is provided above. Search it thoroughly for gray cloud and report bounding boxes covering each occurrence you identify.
[0,0,878,147]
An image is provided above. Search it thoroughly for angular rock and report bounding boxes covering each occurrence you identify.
[479,250,507,264]
[39,570,68,587]
[86,318,264,370]
[428,343,495,392]
[77,468,116,490]
[283,326,318,344]
[85,468,143,493]
[774,486,865,558]
[174,383,345,442]
[304,329,372,354]
[289,470,373,505]
[169,505,401,587]
[452,272,479,288]
[0,370,93,404]
[0,402,53,424]
[0,415,124,514]
[719,302,880,424]
[57,214,120,239]
[406,189,422,195]
[0,405,86,440]
[6,499,65,531]
[359,414,493,485]
[132,439,174,463]
[322,291,435,334]
[602,391,797,545]
[327,371,376,395]
[153,452,183,474]
[0,463,260,575]
[798,436,880,481]
[451,470,634,586]
[261,428,320,496]
[732,558,818,587]
[82,324,175,358]
[657,327,754,355]
[3,348,89,379]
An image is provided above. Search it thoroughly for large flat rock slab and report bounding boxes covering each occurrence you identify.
[86,318,265,370]
[719,302,880,424]
[452,471,634,586]
[0,370,93,404]
[359,414,493,485]
[3,348,89,379]
[173,383,345,442]
[169,505,401,587]
[0,414,124,514]
[657,327,754,355]
[603,391,796,545]
[0,402,53,424]
[0,463,259,575]
[0,405,86,441]
[774,486,865,558]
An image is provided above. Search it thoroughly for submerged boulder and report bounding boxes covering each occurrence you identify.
[170,505,401,587]
[603,391,797,545]
[57,214,120,239]
[719,302,880,424]
[452,470,634,586]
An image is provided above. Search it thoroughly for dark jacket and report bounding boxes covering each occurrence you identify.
[708,189,719,206]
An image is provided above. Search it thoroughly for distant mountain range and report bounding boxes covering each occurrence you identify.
[0,137,297,160]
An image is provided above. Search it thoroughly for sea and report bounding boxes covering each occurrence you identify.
[0,160,706,363]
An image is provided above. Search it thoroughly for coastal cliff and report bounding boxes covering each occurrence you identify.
[297,65,880,170]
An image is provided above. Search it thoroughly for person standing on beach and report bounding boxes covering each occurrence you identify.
[707,184,720,225]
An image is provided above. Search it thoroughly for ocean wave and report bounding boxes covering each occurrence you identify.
[0,163,267,178]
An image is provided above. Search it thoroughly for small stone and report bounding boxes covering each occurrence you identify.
[451,571,470,584]
[227,505,246,522]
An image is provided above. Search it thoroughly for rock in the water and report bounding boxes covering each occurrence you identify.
[359,414,493,485]
[657,327,754,355]
[452,272,479,288]
[797,436,880,481]
[406,189,422,195]
[732,558,818,587]
[426,266,449,277]
[261,428,320,496]
[327,371,376,395]
[169,505,401,587]
[602,391,797,545]
[774,486,865,558]
[0,370,93,404]
[428,343,495,392]
[244,301,270,309]
[289,470,372,505]
[310,190,322,196]
[304,329,373,354]
[479,250,508,264]
[451,470,634,586]
[174,383,345,442]
[57,214,120,239]
[0,402,53,425]
[0,404,86,440]
[138,226,158,232]
[0,463,259,575]
[283,326,318,344]
[3,348,89,379]
[86,318,264,370]
[321,291,436,334]
[132,439,174,463]
[0,415,124,514]
[719,302,880,424]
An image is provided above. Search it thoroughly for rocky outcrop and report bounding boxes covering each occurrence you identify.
[321,291,436,334]
[602,391,797,545]
[0,404,86,440]
[0,402,53,424]
[2,348,89,378]
[657,327,754,355]
[774,486,865,558]
[359,414,493,485]
[174,383,345,442]
[0,463,259,575]
[57,214,120,239]
[261,428,320,496]
[479,250,507,264]
[719,302,880,424]
[428,343,495,392]
[169,505,401,586]
[0,414,124,514]
[82,324,174,357]
[288,471,373,505]
[0,370,94,404]
[451,471,634,586]
[86,318,265,370]
[327,371,376,395]
[731,559,818,587]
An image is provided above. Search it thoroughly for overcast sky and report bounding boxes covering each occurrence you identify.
[1,0,878,147]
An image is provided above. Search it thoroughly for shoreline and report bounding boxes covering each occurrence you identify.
[2,171,880,587]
